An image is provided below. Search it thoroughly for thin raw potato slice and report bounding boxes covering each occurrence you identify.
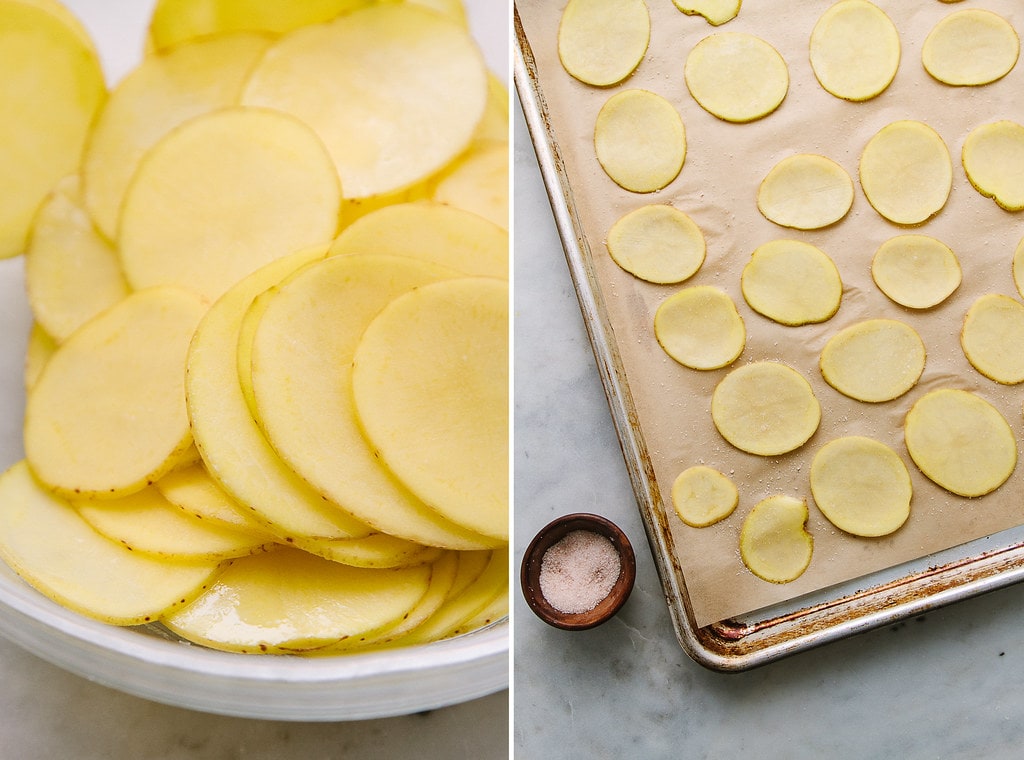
[757,154,854,230]
[809,0,900,102]
[671,0,740,26]
[1013,236,1024,299]
[871,234,961,309]
[351,277,509,542]
[0,461,221,626]
[24,286,207,499]
[962,121,1024,211]
[593,89,686,193]
[653,285,745,370]
[922,9,1019,87]
[684,32,788,123]
[157,462,272,534]
[671,465,738,528]
[960,294,1024,385]
[118,107,342,302]
[711,362,821,456]
[24,324,56,391]
[241,3,488,198]
[810,436,912,537]
[859,120,952,225]
[904,389,1016,498]
[428,141,509,231]
[606,204,705,284]
[557,0,650,87]
[740,239,842,326]
[820,319,925,402]
[739,495,813,584]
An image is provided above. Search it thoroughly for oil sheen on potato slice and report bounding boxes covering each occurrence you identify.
[809,0,900,102]
[671,0,740,26]
[654,286,745,370]
[819,319,925,403]
[757,154,854,230]
[671,465,738,528]
[922,8,1019,87]
[739,495,813,584]
[740,239,842,326]
[871,234,961,309]
[606,204,705,285]
[684,32,788,123]
[960,294,1024,385]
[594,89,686,192]
[557,0,650,87]
[962,121,1024,211]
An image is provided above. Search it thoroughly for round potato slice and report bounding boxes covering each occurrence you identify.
[871,234,961,309]
[606,204,705,284]
[594,89,686,193]
[859,120,952,225]
[671,465,739,528]
[557,0,650,87]
[962,121,1024,211]
[922,9,1019,87]
[820,319,925,403]
[671,0,740,26]
[740,240,842,326]
[904,389,1016,497]
[157,462,270,533]
[961,294,1024,385]
[429,141,509,231]
[654,285,745,370]
[739,494,813,584]
[351,277,509,542]
[711,362,821,456]
[809,0,900,102]
[757,154,854,230]
[684,32,789,123]
[810,436,912,537]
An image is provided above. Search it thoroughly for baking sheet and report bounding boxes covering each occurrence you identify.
[515,0,1024,632]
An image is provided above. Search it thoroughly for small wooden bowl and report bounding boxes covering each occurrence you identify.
[520,513,636,630]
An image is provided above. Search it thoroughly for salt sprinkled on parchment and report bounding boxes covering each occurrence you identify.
[539,529,621,614]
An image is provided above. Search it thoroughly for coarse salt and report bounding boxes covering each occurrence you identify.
[538,529,621,614]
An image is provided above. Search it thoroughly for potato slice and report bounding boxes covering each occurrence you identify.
[157,462,271,533]
[556,0,650,87]
[671,465,738,528]
[960,294,1024,385]
[24,324,56,391]
[24,286,206,499]
[810,437,912,537]
[298,534,442,570]
[922,9,1019,87]
[809,0,900,102]
[739,495,812,583]
[0,461,221,626]
[684,32,788,123]
[820,319,925,403]
[351,277,508,542]
[904,389,1016,498]
[429,141,509,230]
[962,121,1024,211]
[871,234,961,309]
[1014,237,1024,300]
[653,285,745,370]
[606,204,705,284]
[859,120,952,225]
[671,0,740,26]
[757,154,854,230]
[0,0,106,259]
[740,239,842,326]
[593,89,686,193]
[711,362,820,456]
[118,107,341,302]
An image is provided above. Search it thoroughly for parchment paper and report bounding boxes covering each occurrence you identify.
[517,0,1024,627]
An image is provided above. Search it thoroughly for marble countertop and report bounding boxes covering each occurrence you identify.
[512,93,1024,758]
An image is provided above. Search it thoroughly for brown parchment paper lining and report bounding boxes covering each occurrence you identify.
[517,0,1024,627]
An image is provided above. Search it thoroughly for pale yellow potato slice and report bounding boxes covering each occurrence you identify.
[351,277,509,542]
[241,4,488,198]
[859,120,952,225]
[904,388,1016,497]
[1013,236,1024,300]
[163,547,432,654]
[711,362,820,456]
[157,462,271,533]
[24,324,56,391]
[25,176,129,343]
[671,0,740,26]
[473,73,511,145]
[24,286,206,499]
[871,234,961,309]
[820,319,925,403]
[0,461,221,626]
[757,154,854,230]
[430,141,509,230]
[556,0,650,87]
[962,121,1024,211]
[810,437,912,537]
[809,0,900,102]
[960,294,1024,385]
[0,0,106,259]
[606,204,705,284]
[684,32,788,123]
[593,89,686,193]
[922,9,1019,86]
[447,585,508,639]
[10,0,97,50]
[653,285,745,370]
[739,495,812,584]
[298,534,442,570]
[740,239,842,326]
[118,107,341,302]
[671,465,738,528]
